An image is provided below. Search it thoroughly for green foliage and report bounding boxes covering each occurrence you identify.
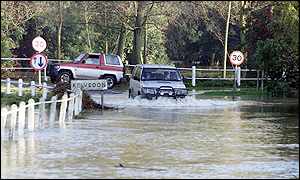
[146,26,170,64]
[1,91,41,106]
[254,2,299,97]
[265,81,289,97]
[255,39,284,80]
[1,61,18,79]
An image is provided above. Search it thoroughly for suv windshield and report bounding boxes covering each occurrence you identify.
[74,53,86,63]
[141,68,182,81]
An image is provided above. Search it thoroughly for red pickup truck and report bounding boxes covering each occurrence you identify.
[48,53,124,89]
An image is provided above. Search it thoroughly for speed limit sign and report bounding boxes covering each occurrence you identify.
[32,36,47,52]
[229,51,244,66]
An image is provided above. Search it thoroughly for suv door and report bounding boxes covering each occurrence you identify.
[130,66,142,96]
[76,54,101,79]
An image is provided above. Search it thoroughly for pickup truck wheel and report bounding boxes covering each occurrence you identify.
[58,71,72,83]
[104,76,116,89]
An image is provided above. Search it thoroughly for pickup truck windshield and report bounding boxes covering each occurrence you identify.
[74,53,85,63]
[141,68,182,81]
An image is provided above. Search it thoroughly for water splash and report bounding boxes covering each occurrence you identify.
[90,92,240,109]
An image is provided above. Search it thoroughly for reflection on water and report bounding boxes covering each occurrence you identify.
[1,101,299,179]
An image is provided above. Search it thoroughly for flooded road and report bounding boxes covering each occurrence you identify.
[1,93,299,179]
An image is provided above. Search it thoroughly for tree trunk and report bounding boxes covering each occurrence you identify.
[131,1,145,65]
[240,1,249,51]
[57,1,63,60]
[116,24,126,59]
[84,5,92,52]
[104,4,108,54]
[240,1,250,77]
[143,23,147,64]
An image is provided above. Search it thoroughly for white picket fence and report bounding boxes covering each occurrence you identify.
[1,89,83,139]
[1,78,54,99]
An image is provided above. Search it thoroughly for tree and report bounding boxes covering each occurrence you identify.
[255,2,299,97]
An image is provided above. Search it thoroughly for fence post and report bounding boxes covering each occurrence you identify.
[18,101,26,135]
[261,70,264,92]
[74,90,79,116]
[1,108,8,133]
[31,81,36,97]
[256,70,259,90]
[27,99,35,131]
[38,97,46,128]
[18,79,23,96]
[67,93,75,121]
[192,66,196,87]
[9,104,18,138]
[49,95,57,128]
[79,90,83,112]
[6,78,11,94]
[101,90,104,110]
[42,82,48,99]
[59,93,68,128]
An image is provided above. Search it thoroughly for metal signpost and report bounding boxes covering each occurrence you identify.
[229,51,244,100]
[32,36,47,84]
[30,53,48,85]
[71,79,108,110]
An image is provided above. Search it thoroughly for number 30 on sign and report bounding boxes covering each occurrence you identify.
[229,51,244,66]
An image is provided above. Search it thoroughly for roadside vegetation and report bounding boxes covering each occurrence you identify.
[1,86,54,106]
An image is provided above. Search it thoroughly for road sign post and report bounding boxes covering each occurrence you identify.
[229,51,244,101]
[32,36,47,84]
[30,53,48,85]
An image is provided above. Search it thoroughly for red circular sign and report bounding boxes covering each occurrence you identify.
[30,53,48,70]
[229,51,244,66]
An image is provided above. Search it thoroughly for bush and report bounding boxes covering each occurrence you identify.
[266,81,289,97]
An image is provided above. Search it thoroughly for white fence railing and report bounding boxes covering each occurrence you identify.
[2,57,266,89]
[124,65,266,90]
[1,89,83,139]
[1,78,54,98]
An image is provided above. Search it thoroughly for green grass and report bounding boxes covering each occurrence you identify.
[198,88,267,97]
[184,79,258,90]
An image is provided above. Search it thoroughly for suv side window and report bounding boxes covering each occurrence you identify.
[133,67,141,81]
[105,55,120,65]
[83,55,100,65]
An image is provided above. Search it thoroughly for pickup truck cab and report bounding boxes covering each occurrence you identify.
[49,53,124,88]
[129,64,188,100]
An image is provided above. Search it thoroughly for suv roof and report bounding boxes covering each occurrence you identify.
[138,64,176,69]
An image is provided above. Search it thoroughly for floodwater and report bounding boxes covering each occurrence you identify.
[1,91,299,179]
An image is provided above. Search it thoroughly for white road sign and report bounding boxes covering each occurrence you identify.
[71,80,108,91]
[32,36,47,52]
[229,51,244,66]
[30,53,48,70]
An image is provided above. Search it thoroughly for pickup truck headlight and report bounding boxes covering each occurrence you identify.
[142,87,156,94]
[175,89,188,95]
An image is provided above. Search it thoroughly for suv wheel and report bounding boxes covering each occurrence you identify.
[104,75,116,89]
[58,71,72,83]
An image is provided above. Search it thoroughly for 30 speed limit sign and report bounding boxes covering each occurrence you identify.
[32,36,47,52]
[229,51,244,66]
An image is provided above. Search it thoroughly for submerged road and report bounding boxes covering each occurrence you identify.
[1,91,299,178]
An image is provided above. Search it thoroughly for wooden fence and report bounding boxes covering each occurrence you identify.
[1,89,83,139]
